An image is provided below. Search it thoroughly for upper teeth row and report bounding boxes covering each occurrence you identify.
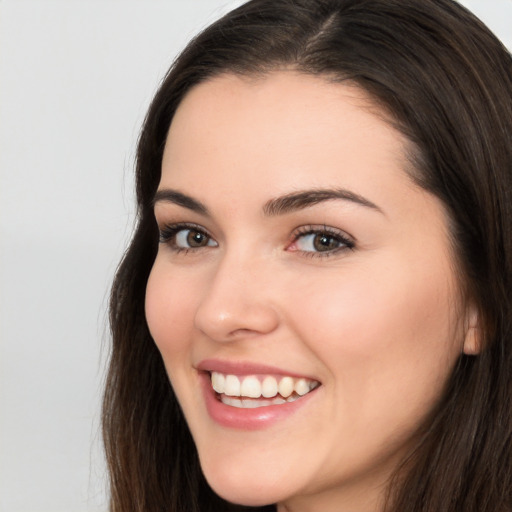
[210,372,319,399]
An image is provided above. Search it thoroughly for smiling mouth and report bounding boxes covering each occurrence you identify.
[210,372,320,409]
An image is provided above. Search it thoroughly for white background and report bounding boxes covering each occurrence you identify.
[0,1,510,511]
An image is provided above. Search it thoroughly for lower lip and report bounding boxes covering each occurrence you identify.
[200,372,317,430]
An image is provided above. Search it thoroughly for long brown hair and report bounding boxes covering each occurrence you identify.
[103,1,512,510]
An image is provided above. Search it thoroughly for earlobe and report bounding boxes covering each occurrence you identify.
[462,305,481,355]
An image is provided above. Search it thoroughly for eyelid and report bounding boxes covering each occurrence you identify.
[158,221,208,240]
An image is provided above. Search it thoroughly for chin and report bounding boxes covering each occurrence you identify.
[200,457,291,507]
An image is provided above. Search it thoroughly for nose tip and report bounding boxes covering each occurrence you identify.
[193,266,279,342]
[195,305,279,342]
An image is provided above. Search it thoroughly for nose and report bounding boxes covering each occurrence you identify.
[193,254,280,342]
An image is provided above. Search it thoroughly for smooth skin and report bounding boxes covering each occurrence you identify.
[145,72,478,512]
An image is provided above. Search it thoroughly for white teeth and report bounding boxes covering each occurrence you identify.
[278,376,294,398]
[224,374,241,396]
[294,378,309,396]
[240,376,261,398]
[211,372,225,393]
[219,395,289,408]
[222,396,239,407]
[210,372,320,405]
[242,399,259,408]
[261,376,278,398]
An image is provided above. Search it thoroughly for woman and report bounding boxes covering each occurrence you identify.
[102,1,512,511]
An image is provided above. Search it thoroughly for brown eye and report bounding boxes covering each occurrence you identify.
[312,233,341,252]
[295,232,347,253]
[159,223,218,251]
[176,228,216,249]
[185,230,209,247]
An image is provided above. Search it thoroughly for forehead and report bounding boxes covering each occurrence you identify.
[165,71,406,159]
[160,71,420,217]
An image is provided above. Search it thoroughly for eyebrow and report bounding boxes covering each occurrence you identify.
[153,187,383,217]
[153,189,209,216]
[263,188,383,216]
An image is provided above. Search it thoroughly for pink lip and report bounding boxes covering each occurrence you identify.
[197,359,320,430]
[196,358,317,380]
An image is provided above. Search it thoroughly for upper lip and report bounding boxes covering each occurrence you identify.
[196,358,320,381]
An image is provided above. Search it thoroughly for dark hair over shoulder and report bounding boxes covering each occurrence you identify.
[103,1,512,511]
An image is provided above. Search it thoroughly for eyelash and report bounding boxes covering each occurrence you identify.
[158,222,215,254]
[289,225,355,258]
[158,222,355,258]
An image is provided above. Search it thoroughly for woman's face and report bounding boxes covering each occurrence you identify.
[145,72,473,511]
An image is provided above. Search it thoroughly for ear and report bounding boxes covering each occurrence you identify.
[462,304,481,355]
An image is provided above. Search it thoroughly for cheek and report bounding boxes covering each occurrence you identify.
[290,263,458,349]
[145,262,199,360]
[285,258,461,419]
